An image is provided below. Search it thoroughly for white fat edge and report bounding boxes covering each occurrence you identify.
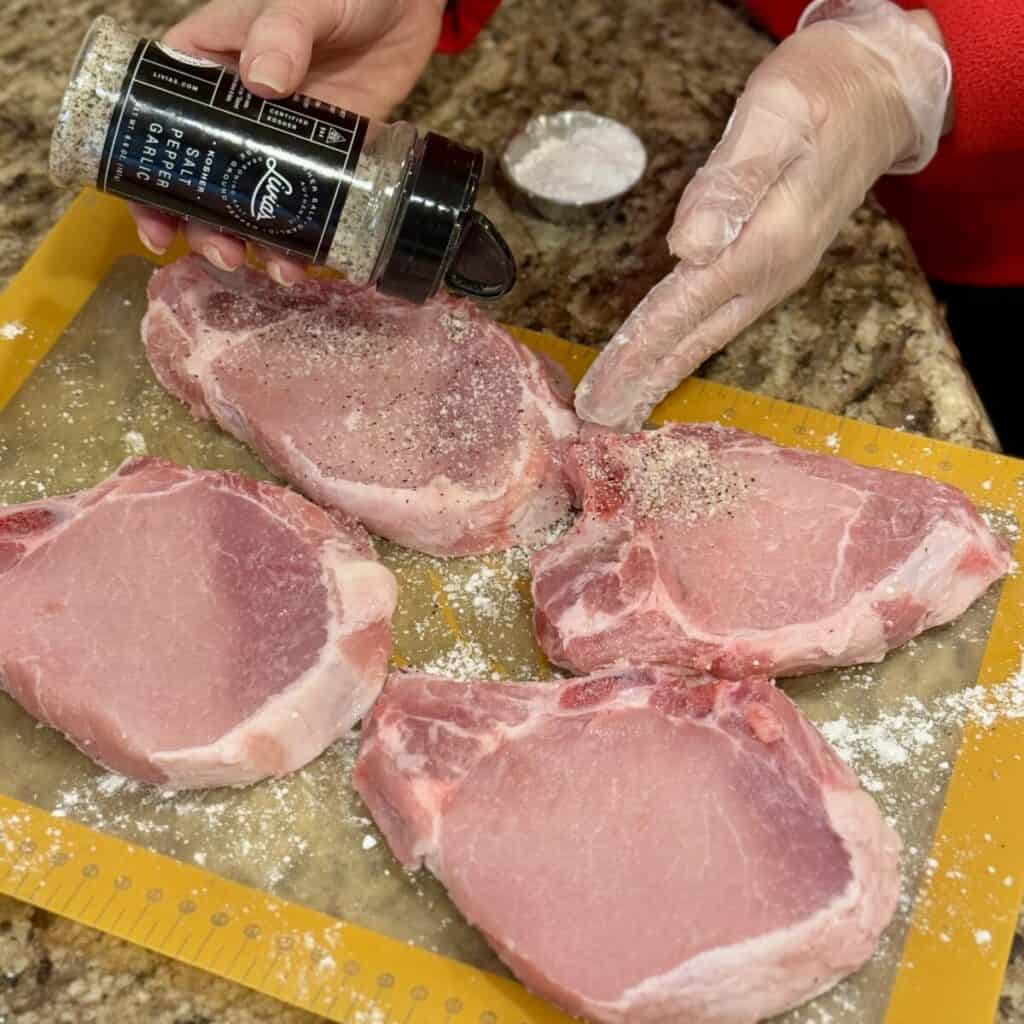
[276,431,536,550]
[605,785,898,1023]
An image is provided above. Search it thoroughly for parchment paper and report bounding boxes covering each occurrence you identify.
[0,256,1010,1022]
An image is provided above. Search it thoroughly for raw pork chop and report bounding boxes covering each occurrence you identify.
[354,668,900,1024]
[142,256,579,557]
[532,423,1010,678]
[0,458,397,788]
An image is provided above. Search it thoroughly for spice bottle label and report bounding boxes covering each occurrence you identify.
[98,40,367,263]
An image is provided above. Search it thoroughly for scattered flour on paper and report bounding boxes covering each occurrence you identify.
[390,539,561,683]
[981,508,1020,542]
[49,765,323,888]
[440,547,531,624]
[123,429,147,455]
[418,639,498,681]
[0,321,28,342]
[819,661,1024,797]
[787,656,1024,1023]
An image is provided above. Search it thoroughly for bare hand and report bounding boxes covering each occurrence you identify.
[130,0,445,284]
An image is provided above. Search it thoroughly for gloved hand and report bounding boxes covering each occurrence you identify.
[575,0,952,432]
[130,0,445,284]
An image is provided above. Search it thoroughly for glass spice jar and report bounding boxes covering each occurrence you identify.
[50,16,516,304]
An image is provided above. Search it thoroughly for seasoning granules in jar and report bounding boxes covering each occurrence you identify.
[50,16,516,303]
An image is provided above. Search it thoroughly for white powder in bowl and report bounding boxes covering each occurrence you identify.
[509,119,645,204]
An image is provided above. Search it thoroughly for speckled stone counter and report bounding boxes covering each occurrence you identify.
[0,0,1018,1021]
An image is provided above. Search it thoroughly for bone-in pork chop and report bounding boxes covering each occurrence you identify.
[354,668,900,1024]
[0,458,397,788]
[532,423,1010,679]
[142,256,579,557]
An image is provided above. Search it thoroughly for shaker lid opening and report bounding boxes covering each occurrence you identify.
[445,211,516,300]
[377,132,516,304]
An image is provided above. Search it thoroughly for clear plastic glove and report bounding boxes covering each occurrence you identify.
[575,0,952,432]
[130,0,445,284]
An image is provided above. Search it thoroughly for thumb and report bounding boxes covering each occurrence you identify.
[240,1,339,97]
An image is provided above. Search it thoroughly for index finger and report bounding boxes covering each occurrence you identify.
[575,263,747,431]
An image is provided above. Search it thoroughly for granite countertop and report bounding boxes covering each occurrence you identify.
[0,0,1019,1021]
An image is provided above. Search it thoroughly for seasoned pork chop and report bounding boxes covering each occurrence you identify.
[532,423,1009,678]
[142,256,579,556]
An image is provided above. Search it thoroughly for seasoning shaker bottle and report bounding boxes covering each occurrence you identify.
[50,16,516,304]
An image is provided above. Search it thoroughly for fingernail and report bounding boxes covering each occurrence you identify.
[138,228,167,256]
[267,262,293,288]
[247,53,292,95]
[203,245,236,273]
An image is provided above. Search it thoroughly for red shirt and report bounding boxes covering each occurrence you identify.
[437,0,504,54]
[747,0,1024,286]
[441,0,1024,286]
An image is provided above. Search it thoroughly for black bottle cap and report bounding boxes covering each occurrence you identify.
[377,132,516,304]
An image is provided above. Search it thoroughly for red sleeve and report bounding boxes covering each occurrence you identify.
[743,0,805,37]
[917,0,1024,155]
[743,1,1024,156]
[436,0,503,54]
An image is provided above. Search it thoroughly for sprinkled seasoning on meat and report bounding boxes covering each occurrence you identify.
[533,423,1010,679]
[142,256,580,556]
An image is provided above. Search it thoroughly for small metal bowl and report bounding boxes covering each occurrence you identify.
[500,111,647,224]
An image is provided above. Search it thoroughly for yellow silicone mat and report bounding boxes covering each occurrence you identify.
[1,190,1023,1024]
